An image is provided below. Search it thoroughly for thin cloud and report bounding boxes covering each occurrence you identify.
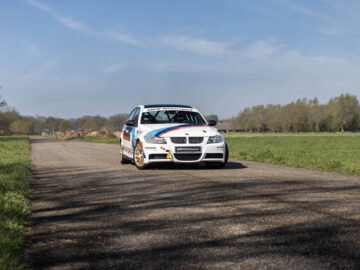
[109,33,143,47]
[103,64,125,73]
[319,28,342,37]
[243,40,281,59]
[25,0,140,46]
[27,44,39,56]
[57,17,96,35]
[25,0,97,36]
[36,59,57,73]
[162,35,226,56]
[271,0,328,20]
[25,0,51,12]
[22,59,57,81]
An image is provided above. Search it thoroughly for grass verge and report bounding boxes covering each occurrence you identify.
[0,136,32,270]
[66,136,118,144]
[225,133,360,175]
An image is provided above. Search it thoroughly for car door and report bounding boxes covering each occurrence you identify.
[130,107,141,149]
[122,108,137,157]
[122,107,140,158]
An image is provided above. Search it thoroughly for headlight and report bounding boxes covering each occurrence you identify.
[207,135,224,144]
[144,136,167,144]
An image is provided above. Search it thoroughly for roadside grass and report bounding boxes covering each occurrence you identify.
[65,133,360,175]
[44,135,58,139]
[0,136,32,269]
[225,133,360,175]
[66,137,118,144]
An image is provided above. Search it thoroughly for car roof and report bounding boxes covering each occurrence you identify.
[142,104,193,108]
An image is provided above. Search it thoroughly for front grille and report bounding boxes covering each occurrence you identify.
[189,137,203,144]
[149,154,168,160]
[170,137,186,144]
[174,154,201,161]
[205,153,224,159]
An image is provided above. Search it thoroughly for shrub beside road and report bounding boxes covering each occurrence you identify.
[0,136,32,270]
[226,133,360,175]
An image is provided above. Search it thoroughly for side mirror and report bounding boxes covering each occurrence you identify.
[208,120,217,126]
[126,120,135,126]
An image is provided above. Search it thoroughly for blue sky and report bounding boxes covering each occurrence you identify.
[1,0,360,119]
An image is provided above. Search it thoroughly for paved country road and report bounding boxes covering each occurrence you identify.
[28,137,360,270]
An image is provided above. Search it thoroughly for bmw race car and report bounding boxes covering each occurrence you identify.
[119,104,229,169]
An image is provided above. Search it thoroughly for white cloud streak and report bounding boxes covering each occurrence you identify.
[162,35,226,56]
[271,0,328,20]
[103,64,125,73]
[242,40,281,59]
[109,33,143,47]
[25,0,140,46]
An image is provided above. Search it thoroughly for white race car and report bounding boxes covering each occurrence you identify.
[119,104,228,169]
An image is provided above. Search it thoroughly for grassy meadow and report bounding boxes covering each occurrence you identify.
[225,133,360,175]
[0,136,32,270]
[66,133,360,175]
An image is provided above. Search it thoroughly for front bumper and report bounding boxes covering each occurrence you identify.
[142,140,226,164]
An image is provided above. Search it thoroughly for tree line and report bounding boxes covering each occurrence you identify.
[229,93,360,132]
[0,112,129,135]
[0,96,129,135]
[1,92,359,135]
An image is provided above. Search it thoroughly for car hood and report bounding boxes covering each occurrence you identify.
[141,124,219,137]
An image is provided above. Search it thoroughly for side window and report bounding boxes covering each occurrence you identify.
[133,108,140,127]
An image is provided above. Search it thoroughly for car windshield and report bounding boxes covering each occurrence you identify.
[141,110,206,124]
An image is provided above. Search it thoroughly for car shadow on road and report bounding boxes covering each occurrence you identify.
[28,165,360,269]
[148,161,247,170]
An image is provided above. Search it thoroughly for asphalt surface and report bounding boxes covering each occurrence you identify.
[28,137,360,269]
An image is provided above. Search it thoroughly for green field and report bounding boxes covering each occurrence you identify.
[0,136,32,270]
[66,136,119,144]
[67,133,360,175]
[225,133,360,175]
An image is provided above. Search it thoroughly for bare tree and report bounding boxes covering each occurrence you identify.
[0,86,8,110]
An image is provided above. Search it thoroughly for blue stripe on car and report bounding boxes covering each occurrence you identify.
[132,127,136,148]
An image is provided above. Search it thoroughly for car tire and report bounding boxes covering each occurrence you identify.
[133,141,147,170]
[205,143,228,169]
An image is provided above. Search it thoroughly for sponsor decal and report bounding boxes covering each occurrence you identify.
[145,146,156,150]
[175,146,201,152]
[143,107,194,112]
[123,146,133,154]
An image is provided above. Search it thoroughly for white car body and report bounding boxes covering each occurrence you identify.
[120,104,228,169]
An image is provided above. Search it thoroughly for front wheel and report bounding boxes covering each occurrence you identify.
[133,141,147,170]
